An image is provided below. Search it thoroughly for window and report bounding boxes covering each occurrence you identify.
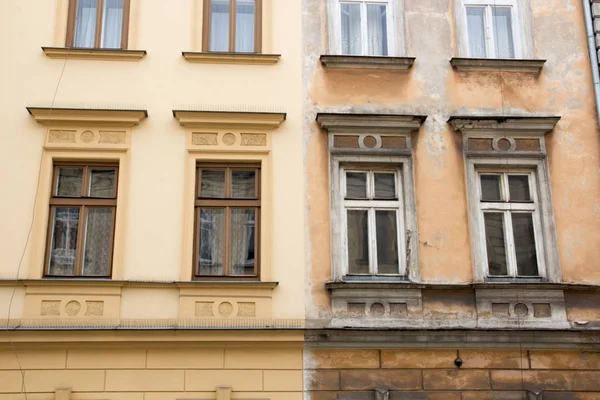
[45,163,118,277]
[336,0,394,56]
[203,0,262,53]
[477,170,544,278]
[66,0,130,49]
[341,167,406,276]
[464,0,518,58]
[194,164,260,278]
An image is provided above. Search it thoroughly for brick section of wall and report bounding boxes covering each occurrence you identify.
[306,349,600,400]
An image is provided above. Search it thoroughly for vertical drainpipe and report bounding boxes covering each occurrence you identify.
[583,0,600,126]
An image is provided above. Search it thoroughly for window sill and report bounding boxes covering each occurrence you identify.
[450,57,546,73]
[320,55,415,71]
[42,47,147,61]
[182,51,281,65]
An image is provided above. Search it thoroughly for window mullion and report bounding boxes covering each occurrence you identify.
[485,6,495,58]
[75,205,87,276]
[95,0,104,48]
[230,0,236,52]
[224,206,232,275]
[360,2,368,55]
[531,209,546,278]
[369,208,378,274]
[504,210,518,277]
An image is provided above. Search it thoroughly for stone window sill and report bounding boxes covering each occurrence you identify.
[42,47,147,61]
[450,57,546,73]
[320,55,415,70]
[182,51,281,65]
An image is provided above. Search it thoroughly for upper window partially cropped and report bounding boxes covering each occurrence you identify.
[337,0,394,56]
[66,0,131,49]
[464,0,518,58]
[203,0,262,53]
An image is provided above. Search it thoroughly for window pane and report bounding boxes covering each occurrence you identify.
[492,7,515,59]
[480,175,501,201]
[466,7,486,58]
[508,175,531,202]
[74,0,97,48]
[376,210,399,274]
[236,0,255,52]
[198,208,225,275]
[232,170,256,198]
[56,168,84,197]
[374,173,396,199]
[512,213,539,276]
[200,170,226,198]
[101,0,123,48]
[230,208,256,275]
[82,208,113,276]
[347,210,369,274]
[366,4,388,56]
[341,3,362,55]
[484,213,508,275]
[89,168,116,198]
[210,0,230,51]
[346,172,367,199]
[48,207,80,275]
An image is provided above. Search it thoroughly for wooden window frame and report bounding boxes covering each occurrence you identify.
[193,163,261,280]
[45,162,119,278]
[476,168,546,279]
[66,0,131,49]
[340,165,406,277]
[202,0,263,53]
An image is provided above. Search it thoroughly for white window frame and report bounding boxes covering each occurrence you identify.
[464,0,521,59]
[341,167,406,276]
[327,0,403,56]
[476,168,546,278]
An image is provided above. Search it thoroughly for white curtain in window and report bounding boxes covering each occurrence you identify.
[210,0,230,51]
[341,3,361,55]
[74,0,97,48]
[466,7,486,58]
[366,4,387,56]
[101,0,124,48]
[236,0,255,52]
[492,7,515,58]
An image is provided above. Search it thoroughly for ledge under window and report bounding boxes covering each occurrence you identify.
[42,47,147,61]
[182,52,281,65]
[320,55,415,71]
[450,57,546,73]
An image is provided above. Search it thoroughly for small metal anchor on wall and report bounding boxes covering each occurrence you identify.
[374,387,389,400]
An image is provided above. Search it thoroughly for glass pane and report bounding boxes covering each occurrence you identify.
[198,208,225,275]
[492,7,515,59]
[376,210,399,274]
[100,0,123,48]
[512,213,539,276]
[346,172,367,199]
[74,0,97,48]
[232,170,256,198]
[210,0,230,51]
[466,7,486,58]
[347,210,369,274]
[236,0,255,52]
[508,175,531,202]
[48,207,80,275]
[89,168,116,198]
[200,170,226,198]
[82,208,113,276]
[374,173,396,199]
[480,175,501,201]
[230,208,256,275]
[341,3,362,55]
[484,213,508,275]
[56,168,83,197]
[366,4,388,56]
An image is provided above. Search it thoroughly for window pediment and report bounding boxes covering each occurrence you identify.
[27,107,148,127]
[173,110,286,131]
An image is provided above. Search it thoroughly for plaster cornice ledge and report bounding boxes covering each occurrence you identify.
[450,58,546,73]
[448,116,560,136]
[173,110,286,130]
[320,55,416,70]
[27,107,148,127]
[316,113,426,134]
[42,47,147,61]
[182,52,281,65]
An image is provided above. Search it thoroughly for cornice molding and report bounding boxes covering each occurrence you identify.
[173,110,286,130]
[27,107,148,127]
[450,58,546,73]
[42,47,147,61]
[448,115,560,136]
[325,281,600,291]
[320,55,416,70]
[182,52,281,65]
[317,113,426,134]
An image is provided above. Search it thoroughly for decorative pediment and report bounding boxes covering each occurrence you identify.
[173,110,286,130]
[27,107,148,127]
